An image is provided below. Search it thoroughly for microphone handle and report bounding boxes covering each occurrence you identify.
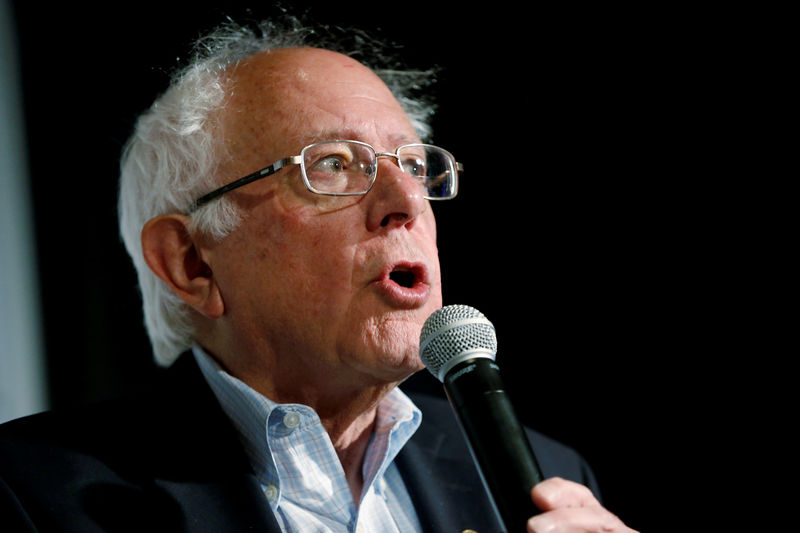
[443,357,544,532]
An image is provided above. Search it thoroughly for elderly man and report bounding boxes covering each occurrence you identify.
[0,19,636,533]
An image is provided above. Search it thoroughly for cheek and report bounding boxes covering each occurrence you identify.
[252,209,357,299]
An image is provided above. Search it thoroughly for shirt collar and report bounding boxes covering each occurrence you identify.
[191,345,422,501]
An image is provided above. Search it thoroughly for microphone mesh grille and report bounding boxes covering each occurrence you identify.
[419,305,497,380]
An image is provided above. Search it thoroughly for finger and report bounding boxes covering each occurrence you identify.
[531,477,600,512]
[526,505,639,533]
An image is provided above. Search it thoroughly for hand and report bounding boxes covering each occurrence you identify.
[526,477,639,533]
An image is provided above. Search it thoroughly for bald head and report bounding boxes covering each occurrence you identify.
[215,48,417,184]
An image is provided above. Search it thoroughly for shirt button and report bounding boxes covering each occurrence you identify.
[263,484,278,502]
[283,411,301,429]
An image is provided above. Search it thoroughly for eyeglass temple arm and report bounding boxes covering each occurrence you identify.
[186,156,302,213]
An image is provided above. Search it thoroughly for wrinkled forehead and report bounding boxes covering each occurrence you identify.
[219,48,414,154]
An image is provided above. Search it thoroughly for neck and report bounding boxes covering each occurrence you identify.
[326,402,379,506]
[282,383,398,505]
[298,383,396,505]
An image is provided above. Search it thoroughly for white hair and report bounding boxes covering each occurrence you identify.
[118,17,438,365]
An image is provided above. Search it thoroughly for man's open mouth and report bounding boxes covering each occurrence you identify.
[374,262,431,307]
[389,267,418,288]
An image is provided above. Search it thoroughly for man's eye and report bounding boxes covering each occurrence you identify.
[313,156,347,172]
[401,157,426,177]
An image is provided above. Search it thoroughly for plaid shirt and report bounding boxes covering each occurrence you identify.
[194,346,424,532]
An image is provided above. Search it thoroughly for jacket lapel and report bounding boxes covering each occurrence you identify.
[140,352,282,532]
[397,392,505,533]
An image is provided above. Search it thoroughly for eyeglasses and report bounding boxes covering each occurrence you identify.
[187,140,462,213]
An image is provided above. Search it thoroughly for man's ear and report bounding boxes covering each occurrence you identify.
[141,214,224,319]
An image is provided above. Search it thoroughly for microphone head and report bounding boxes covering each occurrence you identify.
[419,305,497,382]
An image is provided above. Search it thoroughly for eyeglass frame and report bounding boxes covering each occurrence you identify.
[186,139,462,214]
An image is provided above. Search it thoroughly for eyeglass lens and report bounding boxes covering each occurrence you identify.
[301,141,456,198]
[397,145,456,199]
[302,141,375,195]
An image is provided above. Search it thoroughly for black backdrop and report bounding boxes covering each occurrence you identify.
[8,2,721,531]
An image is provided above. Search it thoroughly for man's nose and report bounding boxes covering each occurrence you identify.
[365,156,426,232]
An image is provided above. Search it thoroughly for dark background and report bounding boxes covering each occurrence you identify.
[8,2,736,531]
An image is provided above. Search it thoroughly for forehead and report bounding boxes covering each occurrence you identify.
[221,48,417,154]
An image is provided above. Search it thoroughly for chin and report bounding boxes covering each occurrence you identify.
[345,343,424,387]
[371,348,425,383]
[341,308,431,382]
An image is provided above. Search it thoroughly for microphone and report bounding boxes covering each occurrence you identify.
[419,305,543,532]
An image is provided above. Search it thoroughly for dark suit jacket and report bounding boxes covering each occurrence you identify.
[0,353,598,532]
